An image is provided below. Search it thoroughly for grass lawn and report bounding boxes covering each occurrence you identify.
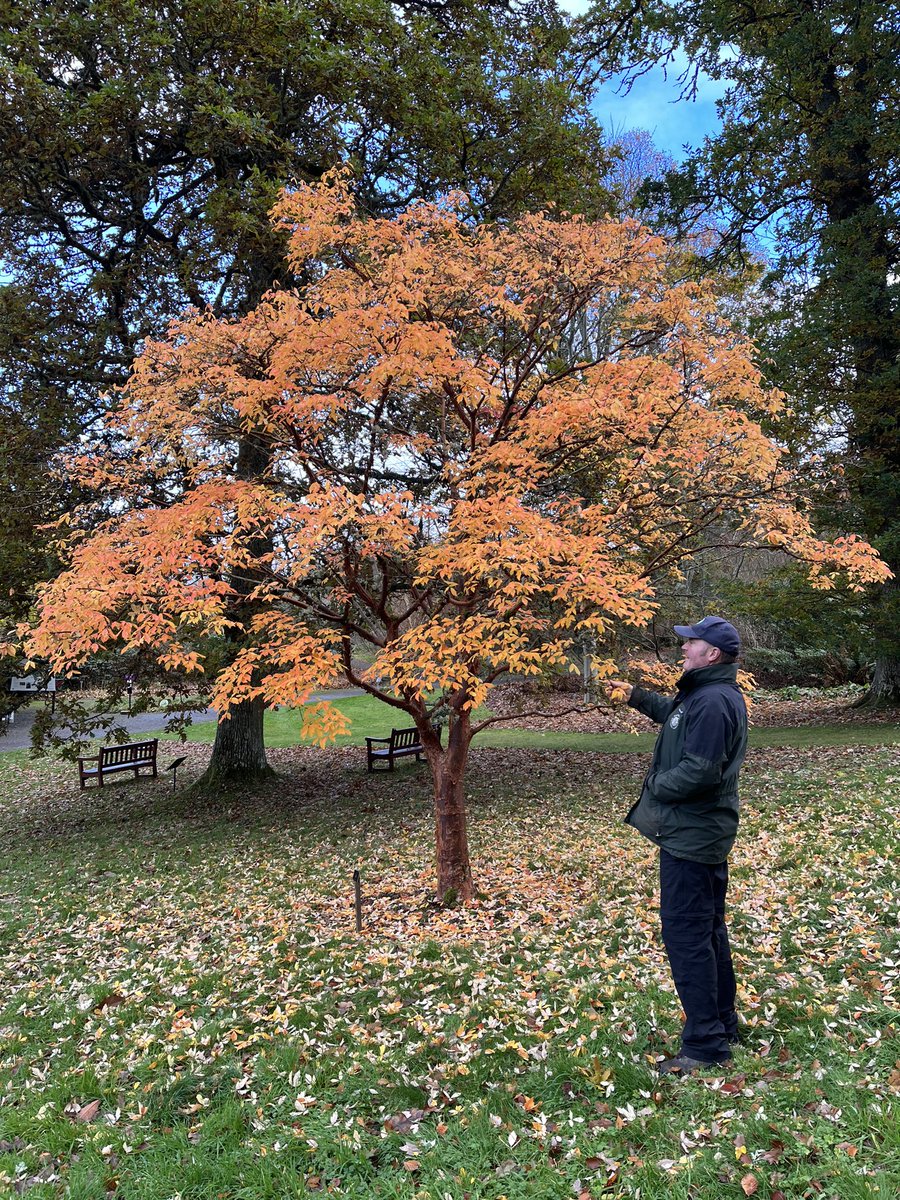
[163,692,900,753]
[1,737,899,1198]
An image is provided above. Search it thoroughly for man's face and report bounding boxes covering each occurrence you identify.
[681,637,721,672]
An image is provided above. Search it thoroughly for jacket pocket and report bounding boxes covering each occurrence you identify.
[655,799,682,839]
[630,792,680,841]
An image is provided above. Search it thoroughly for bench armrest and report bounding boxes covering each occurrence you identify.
[365,737,390,747]
[78,754,100,765]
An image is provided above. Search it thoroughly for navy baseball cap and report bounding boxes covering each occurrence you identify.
[673,616,741,656]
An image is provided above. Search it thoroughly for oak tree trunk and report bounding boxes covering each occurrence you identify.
[200,433,275,787]
[855,654,900,709]
[195,695,275,787]
[854,581,900,708]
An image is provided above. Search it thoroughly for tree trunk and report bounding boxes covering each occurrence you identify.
[855,579,900,707]
[423,718,473,902]
[202,434,275,787]
[195,696,275,787]
[855,654,900,709]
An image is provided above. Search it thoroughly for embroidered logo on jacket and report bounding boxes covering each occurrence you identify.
[669,707,683,730]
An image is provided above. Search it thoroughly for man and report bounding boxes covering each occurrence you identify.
[605,616,748,1075]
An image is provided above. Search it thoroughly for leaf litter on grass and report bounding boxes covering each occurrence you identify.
[0,743,899,1197]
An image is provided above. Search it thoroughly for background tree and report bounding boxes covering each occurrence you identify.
[28,173,887,898]
[578,0,900,702]
[1,0,612,767]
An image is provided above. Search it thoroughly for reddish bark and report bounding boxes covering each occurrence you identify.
[421,716,473,902]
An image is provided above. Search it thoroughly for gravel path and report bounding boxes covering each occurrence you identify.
[0,689,364,752]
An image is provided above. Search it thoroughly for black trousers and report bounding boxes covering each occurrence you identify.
[659,848,737,1062]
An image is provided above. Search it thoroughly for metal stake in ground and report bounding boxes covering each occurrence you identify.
[353,869,363,932]
[166,756,187,793]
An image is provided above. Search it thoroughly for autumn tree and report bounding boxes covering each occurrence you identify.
[579,0,900,702]
[28,173,887,899]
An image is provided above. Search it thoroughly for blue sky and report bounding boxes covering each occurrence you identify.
[591,52,729,162]
[560,1,729,161]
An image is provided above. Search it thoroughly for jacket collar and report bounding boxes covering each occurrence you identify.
[676,663,739,693]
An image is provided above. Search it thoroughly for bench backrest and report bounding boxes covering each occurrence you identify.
[390,727,420,749]
[99,740,157,766]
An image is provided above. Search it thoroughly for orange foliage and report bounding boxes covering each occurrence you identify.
[27,169,889,733]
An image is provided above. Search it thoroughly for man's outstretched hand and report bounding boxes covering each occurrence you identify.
[603,680,633,703]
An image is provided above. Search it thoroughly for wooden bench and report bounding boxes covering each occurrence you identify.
[366,727,426,773]
[78,739,159,789]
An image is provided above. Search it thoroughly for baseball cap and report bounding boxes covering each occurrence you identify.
[673,616,741,656]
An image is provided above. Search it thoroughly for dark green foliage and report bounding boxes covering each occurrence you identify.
[580,0,900,699]
[715,563,873,675]
[740,647,862,689]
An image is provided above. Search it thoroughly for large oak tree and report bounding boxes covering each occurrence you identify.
[1,0,610,762]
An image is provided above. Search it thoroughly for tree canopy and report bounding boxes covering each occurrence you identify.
[579,0,900,698]
[27,172,887,895]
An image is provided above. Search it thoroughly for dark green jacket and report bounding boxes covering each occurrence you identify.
[624,663,748,863]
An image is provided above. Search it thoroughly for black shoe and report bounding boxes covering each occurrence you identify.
[657,1053,732,1076]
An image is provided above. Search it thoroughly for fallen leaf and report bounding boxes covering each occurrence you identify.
[741,1173,759,1196]
[76,1100,101,1123]
[384,1109,428,1133]
[94,993,126,1012]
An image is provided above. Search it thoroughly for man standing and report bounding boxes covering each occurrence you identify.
[605,616,748,1075]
